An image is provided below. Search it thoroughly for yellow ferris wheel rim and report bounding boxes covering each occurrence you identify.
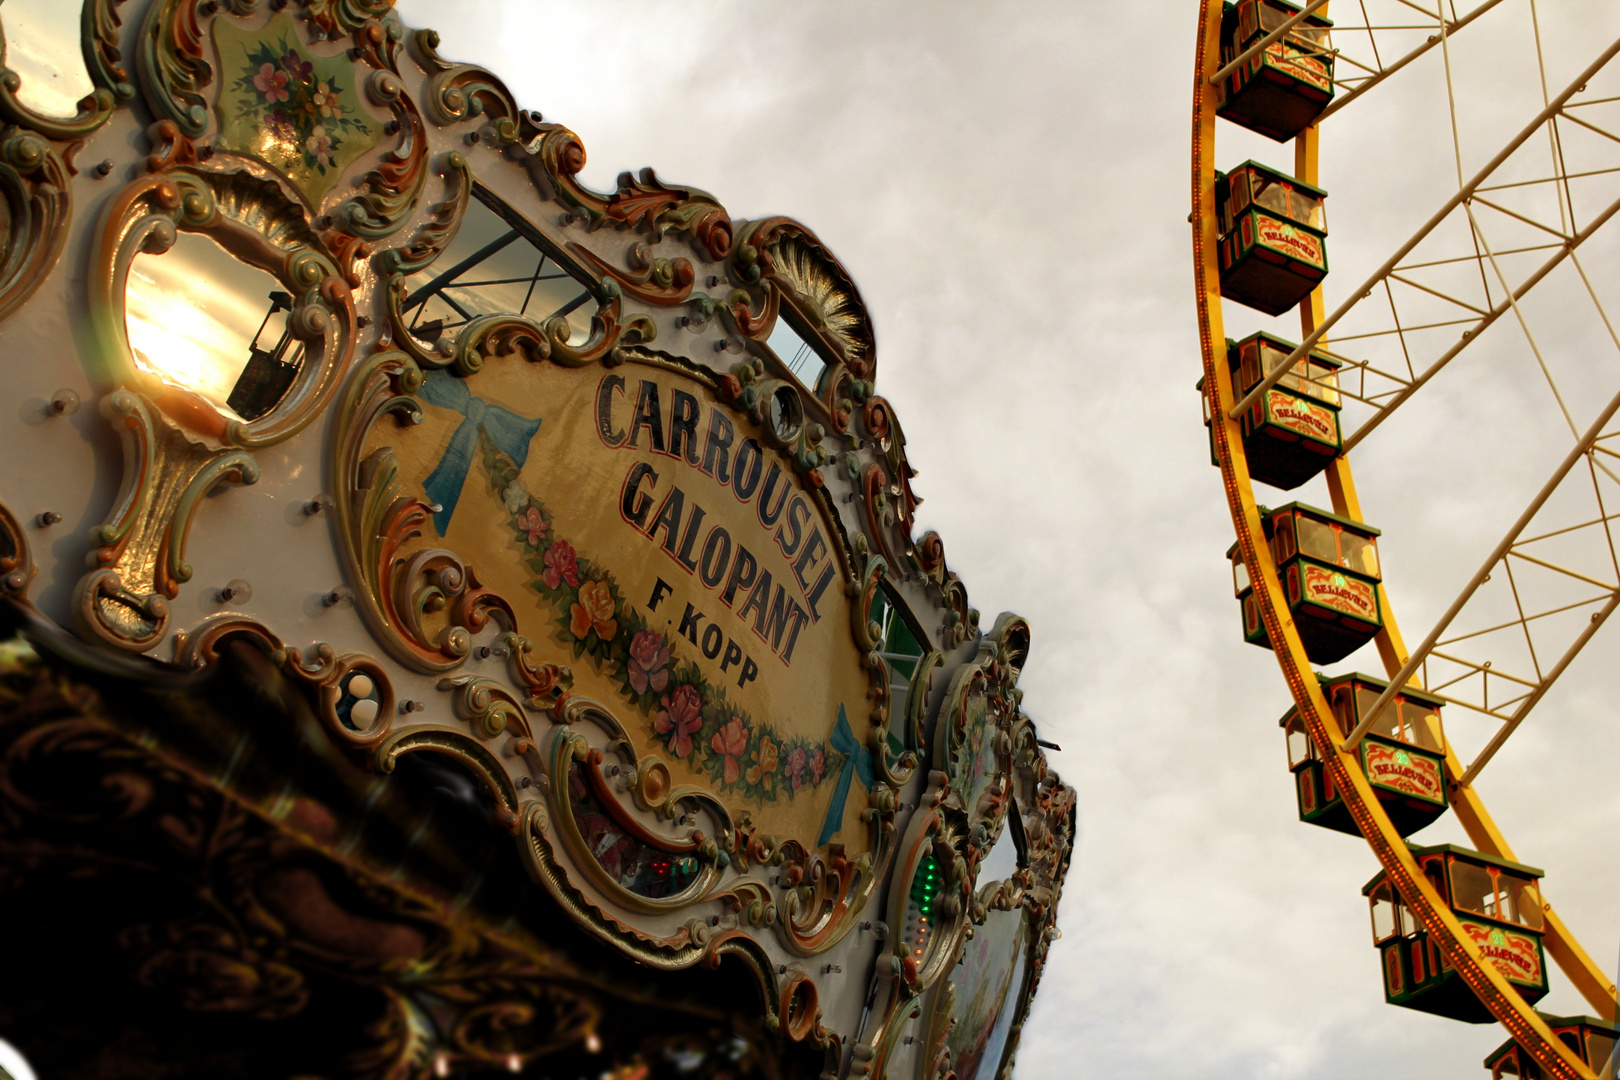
[1192,3,1619,1078]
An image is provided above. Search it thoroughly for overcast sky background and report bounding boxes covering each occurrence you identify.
[393,4,1620,1077]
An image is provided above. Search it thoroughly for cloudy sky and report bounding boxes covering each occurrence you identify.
[394,4,1620,1077]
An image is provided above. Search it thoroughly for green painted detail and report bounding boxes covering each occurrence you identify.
[214,14,381,206]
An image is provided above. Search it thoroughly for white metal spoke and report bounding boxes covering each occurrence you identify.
[1340,378,1620,752]
[1315,0,1507,122]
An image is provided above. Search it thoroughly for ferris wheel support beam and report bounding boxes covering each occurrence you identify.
[1228,34,1620,423]
[1348,442,1620,1017]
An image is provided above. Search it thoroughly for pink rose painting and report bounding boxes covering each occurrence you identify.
[543,540,579,589]
[654,685,702,759]
[627,631,670,695]
[786,746,808,791]
[517,506,547,546]
[809,748,826,785]
[711,717,749,785]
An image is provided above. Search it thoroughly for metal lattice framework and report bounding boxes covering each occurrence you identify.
[1195,2,1620,1077]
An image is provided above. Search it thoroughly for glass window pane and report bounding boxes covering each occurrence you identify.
[1259,341,1293,380]
[766,315,828,395]
[1295,515,1338,563]
[1363,702,1401,743]
[1339,531,1380,577]
[1370,882,1396,942]
[1285,716,1312,768]
[125,232,303,423]
[871,588,927,747]
[4,0,93,120]
[1398,701,1443,751]
[1233,170,1252,211]
[1304,359,1340,406]
[1331,686,1357,736]
[883,615,923,679]
[1449,859,1498,919]
[400,194,594,347]
[1289,190,1326,231]
[1250,175,1292,219]
[1586,1033,1614,1071]
[1238,342,1261,393]
[1291,24,1330,50]
[1507,879,1544,931]
[1232,552,1251,596]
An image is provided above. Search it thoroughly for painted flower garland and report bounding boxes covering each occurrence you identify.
[229,39,367,175]
[479,435,835,802]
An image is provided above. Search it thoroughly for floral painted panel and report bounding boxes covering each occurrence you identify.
[212,15,381,205]
[946,906,1031,1080]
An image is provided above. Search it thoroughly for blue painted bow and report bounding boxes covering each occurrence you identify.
[817,704,873,847]
[418,369,541,535]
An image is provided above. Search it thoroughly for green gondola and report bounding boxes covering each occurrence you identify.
[1227,331,1342,489]
[1281,673,1449,839]
[1364,845,1549,1023]
[1215,0,1336,142]
[1228,502,1382,663]
[1484,1013,1617,1078]
[1216,161,1328,315]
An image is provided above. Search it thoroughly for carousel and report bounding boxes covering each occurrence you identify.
[0,2,1073,1078]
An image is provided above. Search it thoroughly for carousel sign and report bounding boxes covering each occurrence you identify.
[0,0,1073,1076]
[379,353,877,857]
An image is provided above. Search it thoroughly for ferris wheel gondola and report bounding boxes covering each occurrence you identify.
[1194,1,1620,1077]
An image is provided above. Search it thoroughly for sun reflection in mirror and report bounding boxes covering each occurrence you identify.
[3,0,95,119]
[124,232,298,423]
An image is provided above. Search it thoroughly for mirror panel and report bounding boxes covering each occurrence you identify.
[125,232,301,423]
[3,0,93,119]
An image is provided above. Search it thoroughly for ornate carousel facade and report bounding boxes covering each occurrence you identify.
[0,2,1072,1078]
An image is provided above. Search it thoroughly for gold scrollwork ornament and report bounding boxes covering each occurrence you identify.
[75,169,356,650]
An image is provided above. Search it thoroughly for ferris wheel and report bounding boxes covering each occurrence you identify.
[1194,2,1620,1077]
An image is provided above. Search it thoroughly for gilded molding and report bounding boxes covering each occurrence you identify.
[381,150,470,275]
[0,498,33,600]
[716,356,831,480]
[0,0,134,142]
[340,66,428,241]
[73,389,259,651]
[307,0,398,42]
[75,168,356,651]
[0,128,70,324]
[137,0,212,137]
[412,28,523,143]
[729,219,875,378]
[0,5,1074,1068]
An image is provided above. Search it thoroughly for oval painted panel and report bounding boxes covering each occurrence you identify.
[370,353,875,858]
[946,906,1031,1080]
